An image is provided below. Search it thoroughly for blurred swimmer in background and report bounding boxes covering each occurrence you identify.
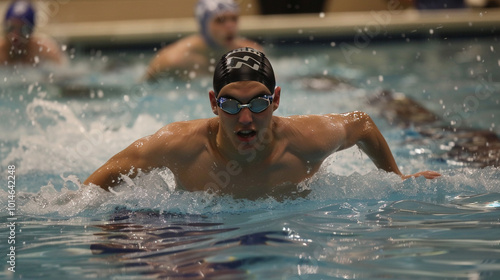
[143,0,263,82]
[0,0,67,66]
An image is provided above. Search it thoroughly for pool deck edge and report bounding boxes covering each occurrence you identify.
[39,8,500,46]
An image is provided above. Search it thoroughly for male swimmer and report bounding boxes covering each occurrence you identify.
[143,0,262,81]
[85,47,441,200]
[0,0,66,66]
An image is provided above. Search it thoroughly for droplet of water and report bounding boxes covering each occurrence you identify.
[306,161,312,174]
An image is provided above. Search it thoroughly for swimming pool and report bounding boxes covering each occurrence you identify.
[1,36,499,279]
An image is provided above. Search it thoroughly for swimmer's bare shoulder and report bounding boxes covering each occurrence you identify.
[152,118,217,160]
[84,118,217,190]
[234,37,263,52]
[274,114,347,160]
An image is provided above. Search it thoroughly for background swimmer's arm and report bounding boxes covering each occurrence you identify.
[334,111,440,179]
[35,35,68,65]
[142,50,195,82]
[142,53,166,82]
[235,38,264,52]
[142,45,184,82]
[142,38,204,82]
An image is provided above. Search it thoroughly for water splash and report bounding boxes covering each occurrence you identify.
[2,98,164,175]
[2,164,498,220]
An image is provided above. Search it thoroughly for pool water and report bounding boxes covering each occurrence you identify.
[1,37,500,279]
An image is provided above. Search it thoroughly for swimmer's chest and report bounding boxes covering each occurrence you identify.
[174,153,318,197]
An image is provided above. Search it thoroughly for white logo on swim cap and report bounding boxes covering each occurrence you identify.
[228,56,260,71]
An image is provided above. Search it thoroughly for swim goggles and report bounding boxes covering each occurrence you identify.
[217,94,274,114]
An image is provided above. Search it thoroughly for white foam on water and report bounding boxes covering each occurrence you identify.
[2,98,164,175]
[2,163,497,219]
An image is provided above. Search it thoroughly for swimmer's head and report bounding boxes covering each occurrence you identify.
[195,0,239,48]
[213,47,275,96]
[4,0,35,35]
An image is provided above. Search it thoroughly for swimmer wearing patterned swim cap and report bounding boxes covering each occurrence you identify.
[143,0,262,81]
[87,47,441,200]
[195,0,239,49]
[3,0,35,49]
[4,0,35,36]
[0,0,67,65]
[213,47,275,96]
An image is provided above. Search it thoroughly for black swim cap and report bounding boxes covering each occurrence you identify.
[213,47,275,96]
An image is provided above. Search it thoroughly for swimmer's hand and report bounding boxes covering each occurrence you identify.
[401,171,441,180]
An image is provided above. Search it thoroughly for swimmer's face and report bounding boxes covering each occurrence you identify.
[210,81,281,150]
[4,18,32,49]
[208,12,239,49]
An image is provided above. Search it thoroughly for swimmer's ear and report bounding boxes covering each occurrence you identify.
[209,90,219,115]
[272,86,281,111]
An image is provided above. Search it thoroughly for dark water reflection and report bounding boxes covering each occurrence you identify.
[89,210,295,279]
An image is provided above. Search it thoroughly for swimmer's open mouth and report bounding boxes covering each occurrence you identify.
[237,130,256,141]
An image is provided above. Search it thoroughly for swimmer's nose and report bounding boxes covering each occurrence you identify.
[224,15,238,28]
[238,107,253,125]
[225,20,237,31]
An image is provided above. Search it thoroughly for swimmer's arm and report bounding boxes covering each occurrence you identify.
[141,54,161,82]
[142,52,186,82]
[333,111,440,179]
[83,135,165,190]
[142,42,196,82]
[35,36,68,65]
[235,38,264,52]
[142,46,179,82]
[143,55,164,82]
